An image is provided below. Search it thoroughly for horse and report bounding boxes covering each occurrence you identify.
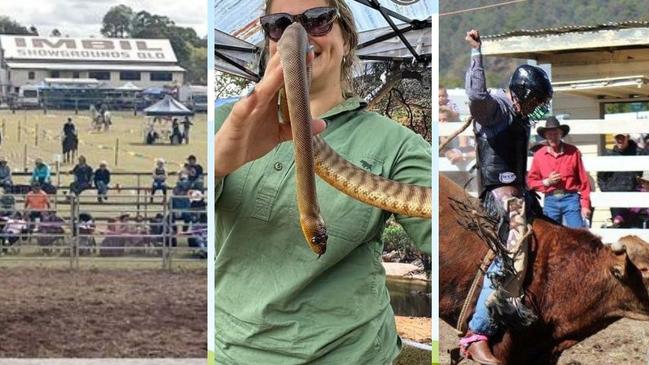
[62,133,78,164]
[90,106,111,132]
[439,174,649,364]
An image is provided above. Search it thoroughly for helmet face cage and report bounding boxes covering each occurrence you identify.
[528,101,550,121]
[509,65,553,120]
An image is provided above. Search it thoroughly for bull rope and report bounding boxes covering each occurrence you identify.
[455,249,495,335]
[439,116,473,151]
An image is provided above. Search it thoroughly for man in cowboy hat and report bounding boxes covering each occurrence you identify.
[528,116,592,228]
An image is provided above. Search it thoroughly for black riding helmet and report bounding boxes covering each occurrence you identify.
[509,64,553,102]
[509,64,553,119]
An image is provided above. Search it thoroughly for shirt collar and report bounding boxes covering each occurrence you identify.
[319,97,367,120]
[544,143,564,156]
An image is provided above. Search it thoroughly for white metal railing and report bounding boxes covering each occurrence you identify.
[439,118,649,242]
[0,193,207,269]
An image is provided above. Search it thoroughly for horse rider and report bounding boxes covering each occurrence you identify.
[63,117,77,138]
[460,29,553,365]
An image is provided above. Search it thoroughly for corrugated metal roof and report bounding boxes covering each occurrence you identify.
[483,20,649,40]
[6,62,185,72]
[215,0,434,44]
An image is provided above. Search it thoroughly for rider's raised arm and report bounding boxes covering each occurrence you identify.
[464,29,501,127]
[465,50,500,127]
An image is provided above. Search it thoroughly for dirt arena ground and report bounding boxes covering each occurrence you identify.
[0,266,206,357]
[440,319,649,364]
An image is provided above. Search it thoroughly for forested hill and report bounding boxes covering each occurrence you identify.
[440,0,649,88]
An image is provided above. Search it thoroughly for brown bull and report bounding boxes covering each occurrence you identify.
[439,174,649,364]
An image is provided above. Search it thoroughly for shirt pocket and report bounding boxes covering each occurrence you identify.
[217,162,254,213]
[318,155,385,243]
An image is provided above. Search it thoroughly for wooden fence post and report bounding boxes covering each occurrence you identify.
[22,144,27,172]
[114,138,119,166]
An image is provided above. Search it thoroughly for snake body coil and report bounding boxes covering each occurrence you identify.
[278,23,431,256]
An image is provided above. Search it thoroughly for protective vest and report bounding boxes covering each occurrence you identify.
[475,116,530,192]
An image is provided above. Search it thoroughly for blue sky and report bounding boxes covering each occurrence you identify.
[0,0,207,38]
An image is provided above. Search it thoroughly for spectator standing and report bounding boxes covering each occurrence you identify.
[170,118,183,144]
[94,161,111,202]
[0,157,13,192]
[171,173,191,232]
[597,133,644,228]
[151,158,167,202]
[145,123,159,145]
[70,156,93,196]
[528,117,591,228]
[24,183,50,224]
[181,116,193,144]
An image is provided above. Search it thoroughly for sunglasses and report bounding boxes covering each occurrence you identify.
[260,7,339,42]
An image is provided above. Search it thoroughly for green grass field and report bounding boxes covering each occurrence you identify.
[0,109,207,187]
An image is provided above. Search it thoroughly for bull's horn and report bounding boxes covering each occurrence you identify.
[611,241,627,254]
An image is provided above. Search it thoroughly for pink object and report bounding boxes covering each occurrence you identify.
[460,333,489,358]
[460,333,488,348]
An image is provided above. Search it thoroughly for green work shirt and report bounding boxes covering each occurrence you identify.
[215,97,431,365]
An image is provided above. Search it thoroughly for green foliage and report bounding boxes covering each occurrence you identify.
[382,223,415,253]
[184,44,208,85]
[101,5,133,38]
[382,220,431,277]
[440,0,649,87]
[0,16,37,35]
[216,72,251,99]
[99,6,206,84]
[394,345,430,365]
[358,62,432,141]
[605,102,649,114]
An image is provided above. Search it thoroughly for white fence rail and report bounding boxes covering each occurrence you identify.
[440,118,649,242]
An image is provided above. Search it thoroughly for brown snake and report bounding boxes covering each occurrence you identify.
[277,23,432,256]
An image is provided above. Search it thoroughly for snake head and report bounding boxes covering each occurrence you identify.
[301,217,328,256]
[311,228,328,256]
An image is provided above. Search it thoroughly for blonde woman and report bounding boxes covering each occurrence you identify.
[215,1,431,363]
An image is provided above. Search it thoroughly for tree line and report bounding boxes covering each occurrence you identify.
[440,0,649,89]
[0,5,206,85]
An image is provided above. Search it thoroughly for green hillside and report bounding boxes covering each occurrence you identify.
[440,0,649,88]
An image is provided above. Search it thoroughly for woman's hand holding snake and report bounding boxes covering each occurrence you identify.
[215,50,326,177]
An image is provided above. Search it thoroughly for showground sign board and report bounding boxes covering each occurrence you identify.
[0,36,178,63]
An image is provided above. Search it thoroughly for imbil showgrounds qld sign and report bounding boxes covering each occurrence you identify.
[0,35,178,63]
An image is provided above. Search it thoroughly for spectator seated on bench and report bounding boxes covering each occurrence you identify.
[0,157,13,192]
[24,183,50,228]
[93,161,110,203]
[30,158,56,194]
[70,156,93,197]
[1,212,28,248]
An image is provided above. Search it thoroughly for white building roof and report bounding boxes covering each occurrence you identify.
[6,62,185,72]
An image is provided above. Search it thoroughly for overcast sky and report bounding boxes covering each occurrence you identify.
[0,0,207,38]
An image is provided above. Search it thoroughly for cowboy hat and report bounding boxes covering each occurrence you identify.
[537,116,570,139]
